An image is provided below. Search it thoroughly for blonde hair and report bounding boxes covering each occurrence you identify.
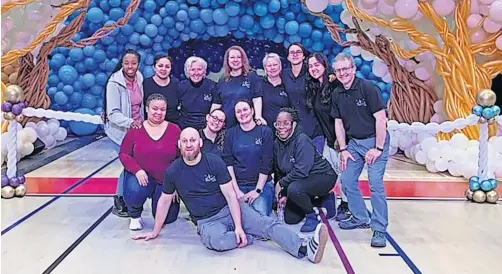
[184,56,208,77]
[262,53,282,76]
[223,46,251,81]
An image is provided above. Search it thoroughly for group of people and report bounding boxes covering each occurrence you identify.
[103,43,391,264]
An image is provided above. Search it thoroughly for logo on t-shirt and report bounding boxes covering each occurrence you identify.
[255,138,262,145]
[204,93,212,101]
[289,154,295,163]
[356,98,367,107]
[279,90,287,97]
[204,174,216,183]
[241,81,251,89]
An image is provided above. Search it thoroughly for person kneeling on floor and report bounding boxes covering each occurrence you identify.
[273,108,338,232]
[133,128,329,264]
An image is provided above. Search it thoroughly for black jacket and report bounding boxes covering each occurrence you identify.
[273,125,335,195]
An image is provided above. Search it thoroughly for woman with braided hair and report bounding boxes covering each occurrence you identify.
[273,108,337,232]
[103,49,144,218]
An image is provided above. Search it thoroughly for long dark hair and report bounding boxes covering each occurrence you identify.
[287,42,309,73]
[209,108,226,152]
[102,49,141,124]
[305,52,333,110]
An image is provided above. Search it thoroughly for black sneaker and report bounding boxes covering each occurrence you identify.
[335,202,351,221]
[112,195,129,218]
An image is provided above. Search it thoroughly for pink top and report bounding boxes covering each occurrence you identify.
[126,77,143,122]
[119,123,181,184]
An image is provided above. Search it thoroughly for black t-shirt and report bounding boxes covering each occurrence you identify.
[312,82,339,148]
[143,77,180,123]
[261,77,291,127]
[178,78,216,130]
[163,153,231,222]
[330,78,386,139]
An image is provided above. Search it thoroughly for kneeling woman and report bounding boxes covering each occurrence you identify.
[120,94,181,230]
[273,108,337,232]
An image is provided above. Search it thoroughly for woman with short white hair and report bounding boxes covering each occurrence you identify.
[261,53,291,129]
[177,56,217,130]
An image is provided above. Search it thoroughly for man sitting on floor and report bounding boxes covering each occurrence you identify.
[133,127,329,264]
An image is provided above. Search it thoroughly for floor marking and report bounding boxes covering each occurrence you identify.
[319,211,355,274]
[1,157,118,236]
[379,253,400,257]
[42,206,112,274]
[366,209,422,274]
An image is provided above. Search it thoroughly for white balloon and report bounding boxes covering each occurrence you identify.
[36,123,50,138]
[54,127,68,141]
[435,158,449,172]
[16,130,28,143]
[415,150,428,164]
[48,122,59,135]
[305,0,329,12]
[23,142,34,156]
[22,127,38,143]
[426,159,439,172]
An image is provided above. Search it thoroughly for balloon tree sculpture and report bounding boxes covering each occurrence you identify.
[302,0,438,124]
[338,0,501,140]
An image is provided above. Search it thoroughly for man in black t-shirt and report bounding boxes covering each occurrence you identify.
[330,53,390,248]
[133,127,329,264]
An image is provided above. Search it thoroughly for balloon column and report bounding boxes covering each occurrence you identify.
[1,85,28,199]
[465,89,500,204]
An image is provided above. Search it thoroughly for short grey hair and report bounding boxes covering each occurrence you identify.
[262,53,282,75]
[332,52,355,68]
[184,56,208,76]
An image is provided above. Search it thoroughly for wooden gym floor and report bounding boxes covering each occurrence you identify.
[1,137,501,274]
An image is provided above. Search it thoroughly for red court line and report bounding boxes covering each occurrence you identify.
[26,177,502,199]
[25,177,82,195]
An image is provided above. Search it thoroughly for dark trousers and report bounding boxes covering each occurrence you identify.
[284,173,337,224]
[123,171,179,223]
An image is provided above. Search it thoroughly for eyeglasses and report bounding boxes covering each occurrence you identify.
[335,66,354,74]
[289,50,303,56]
[210,115,225,124]
[274,121,293,128]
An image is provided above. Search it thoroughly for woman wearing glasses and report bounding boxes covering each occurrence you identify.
[200,108,226,157]
[273,108,337,232]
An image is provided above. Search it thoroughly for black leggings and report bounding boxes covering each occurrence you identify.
[284,173,337,224]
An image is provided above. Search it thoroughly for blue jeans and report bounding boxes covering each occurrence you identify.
[197,203,304,257]
[341,134,390,232]
[112,142,125,197]
[123,171,179,223]
[239,181,274,216]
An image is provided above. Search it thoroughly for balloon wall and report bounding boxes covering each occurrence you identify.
[31,0,393,137]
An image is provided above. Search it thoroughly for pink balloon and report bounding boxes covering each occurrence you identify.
[415,66,431,81]
[479,4,490,15]
[471,0,480,14]
[489,0,502,23]
[377,0,395,16]
[479,0,494,4]
[363,0,379,5]
[433,0,455,16]
[413,11,424,21]
[483,18,501,33]
[471,28,487,43]
[467,14,483,29]
[394,0,419,19]
[305,0,329,12]
[496,35,502,50]
[329,0,343,5]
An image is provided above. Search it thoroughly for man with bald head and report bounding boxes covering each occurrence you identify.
[133,127,329,264]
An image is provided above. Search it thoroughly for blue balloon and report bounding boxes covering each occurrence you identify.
[491,105,501,116]
[490,179,498,189]
[269,0,281,13]
[472,105,483,116]
[69,108,99,136]
[54,92,69,105]
[143,0,157,13]
[298,22,312,37]
[469,176,480,191]
[63,85,74,95]
[176,9,188,21]
[482,107,495,119]
[260,14,275,29]
[87,7,104,23]
[240,15,254,30]
[225,2,240,16]
[213,9,229,25]
[69,48,84,61]
[200,9,213,23]
[254,2,268,16]
[58,65,78,85]
[480,180,493,191]
[285,21,299,35]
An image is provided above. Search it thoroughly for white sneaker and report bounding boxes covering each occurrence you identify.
[129,217,143,231]
[307,223,329,264]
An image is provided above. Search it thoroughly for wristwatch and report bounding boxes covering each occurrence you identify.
[255,188,262,194]
[376,147,384,152]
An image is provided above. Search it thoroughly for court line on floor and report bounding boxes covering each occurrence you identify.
[319,211,355,274]
[1,157,118,236]
[366,209,422,274]
[42,206,113,274]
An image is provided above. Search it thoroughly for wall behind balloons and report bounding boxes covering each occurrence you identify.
[2,0,393,137]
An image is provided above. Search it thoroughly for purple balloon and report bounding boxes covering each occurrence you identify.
[18,175,26,184]
[18,102,26,109]
[11,103,23,116]
[1,175,8,187]
[9,177,20,188]
[1,102,12,112]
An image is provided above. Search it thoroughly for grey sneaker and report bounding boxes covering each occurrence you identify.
[307,223,329,264]
[338,216,370,230]
[371,231,387,248]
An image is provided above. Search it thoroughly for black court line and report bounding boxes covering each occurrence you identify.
[1,157,118,236]
[379,253,400,257]
[42,206,113,274]
[367,210,422,274]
